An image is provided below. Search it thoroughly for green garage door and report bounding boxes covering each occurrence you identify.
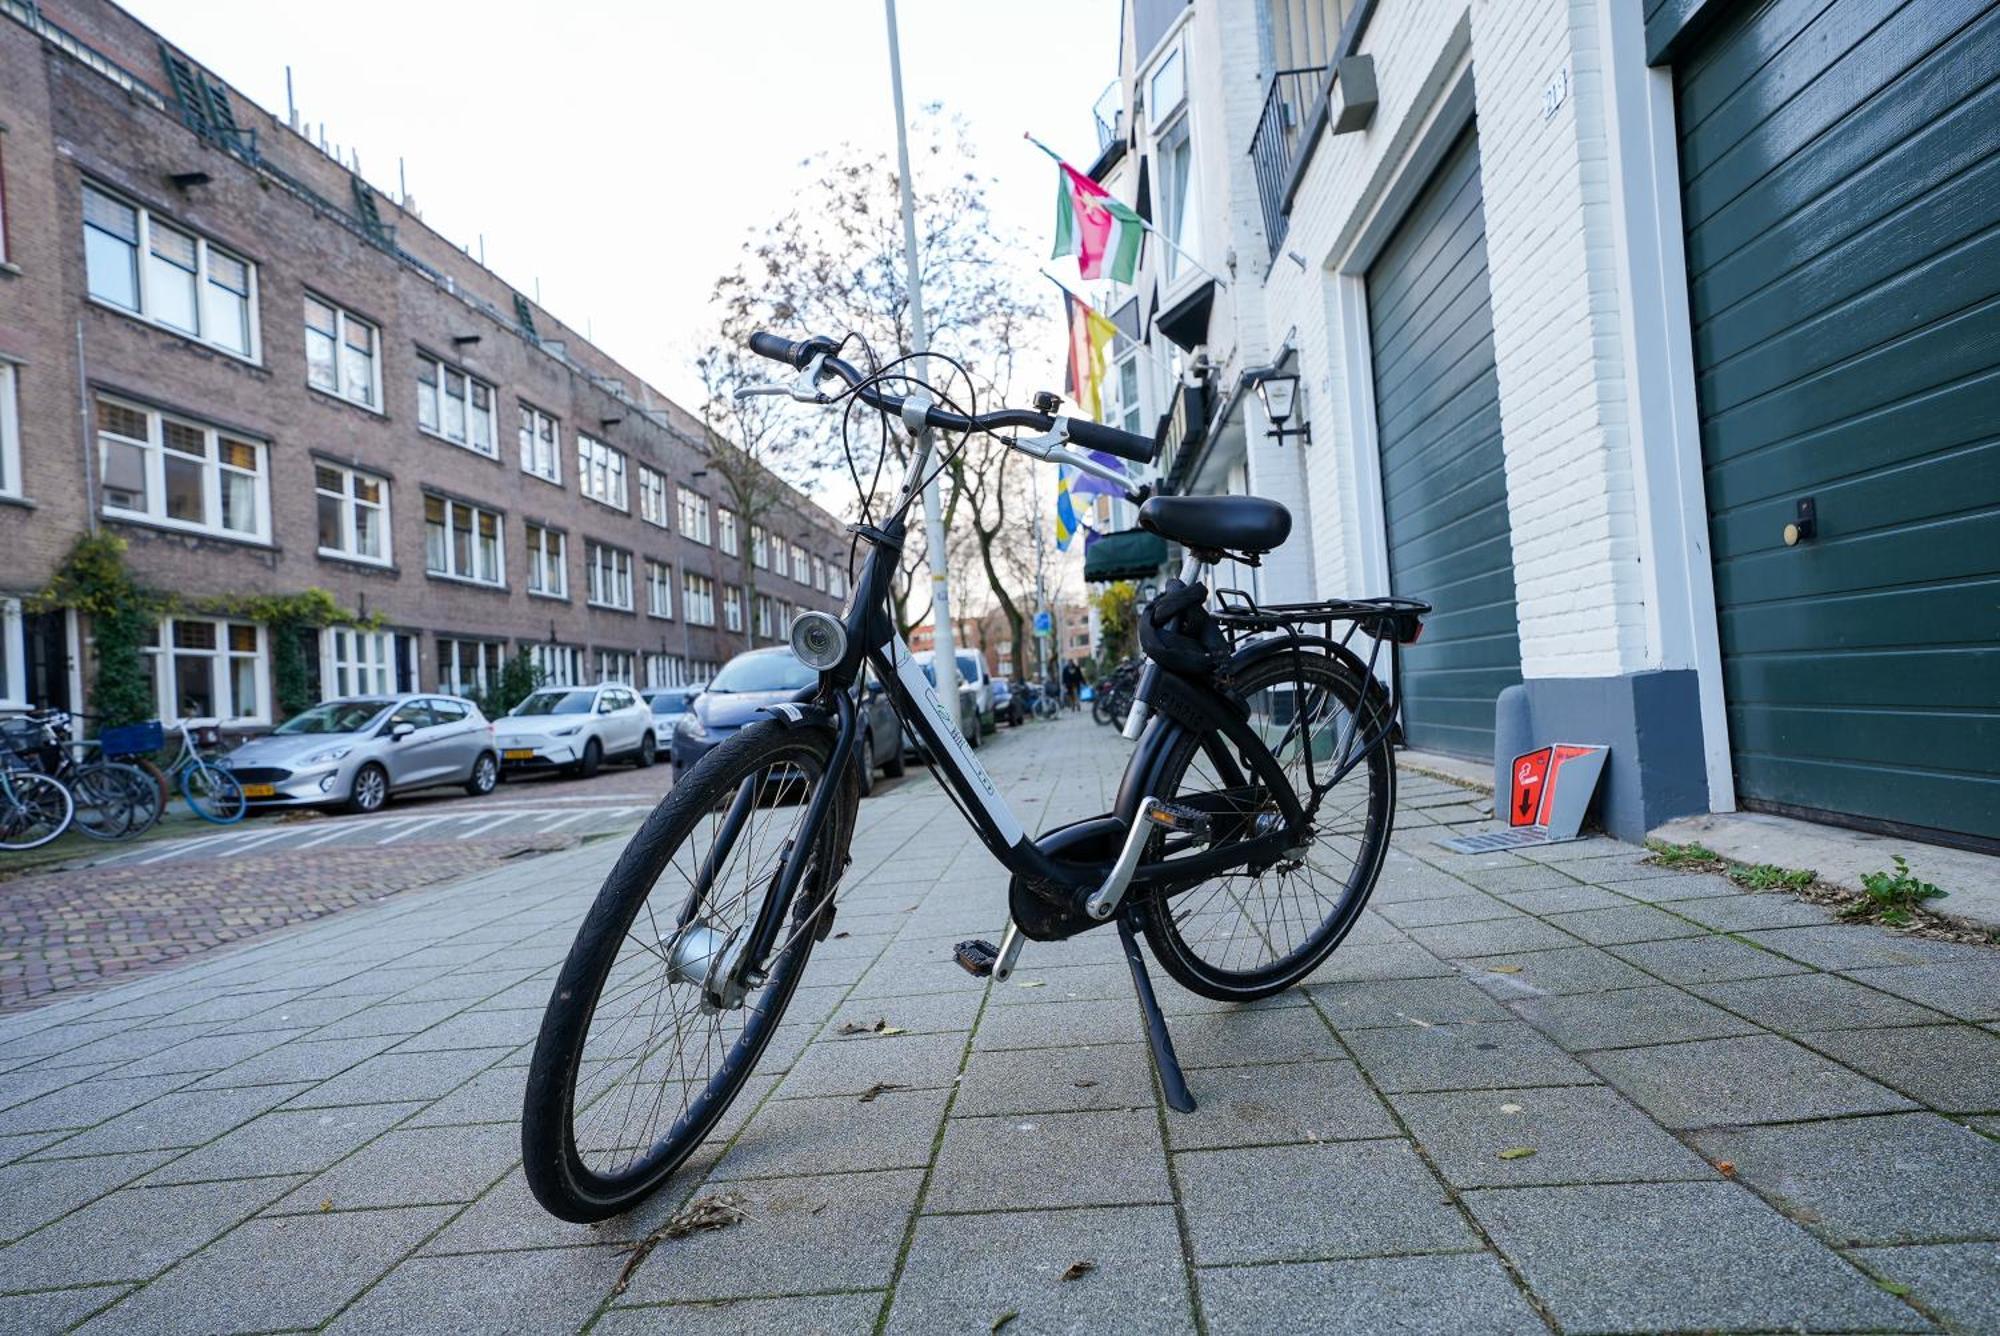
[1367,125,1521,759]
[1673,0,2000,843]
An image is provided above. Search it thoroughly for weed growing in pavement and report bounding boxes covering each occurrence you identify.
[1735,863,1816,892]
[1848,855,1947,927]
[1647,840,1723,869]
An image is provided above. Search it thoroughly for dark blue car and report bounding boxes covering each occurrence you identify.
[669,647,906,795]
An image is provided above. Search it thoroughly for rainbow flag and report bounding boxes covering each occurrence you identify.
[1054,466,1080,552]
[1064,294,1120,422]
[1052,162,1145,284]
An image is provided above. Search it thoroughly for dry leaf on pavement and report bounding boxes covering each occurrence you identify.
[1060,1259,1097,1282]
[612,1192,749,1295]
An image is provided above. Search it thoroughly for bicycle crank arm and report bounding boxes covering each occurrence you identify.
[1085,797,1165,920]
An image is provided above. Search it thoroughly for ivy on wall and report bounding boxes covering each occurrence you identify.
[31,535,380,729]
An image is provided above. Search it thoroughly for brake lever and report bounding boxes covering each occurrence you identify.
[733,354,832,405]
[1013,421,1144,502]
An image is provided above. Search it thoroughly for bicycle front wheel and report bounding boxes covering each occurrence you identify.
[522,718,855,1222]
[180,763,247,824]
[0,772,75,850]
[1136,650,1395,1001]
[71,763,159,840]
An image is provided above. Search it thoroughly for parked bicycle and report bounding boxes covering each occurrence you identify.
[1091,658,1143,727]
[0,753,73,851]
[521,329,1428,1221]
[0,710,162,841]
[161,719,247,825]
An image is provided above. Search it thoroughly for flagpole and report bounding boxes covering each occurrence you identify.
[1024,131,1229,290]
[1039,269,1141,349]
[886,0,958,710]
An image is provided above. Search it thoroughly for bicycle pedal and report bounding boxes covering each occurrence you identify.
[953,938,999,978]
[1143,801,1213,838]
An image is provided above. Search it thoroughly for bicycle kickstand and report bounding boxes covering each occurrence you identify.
[1116,908,1196,1113]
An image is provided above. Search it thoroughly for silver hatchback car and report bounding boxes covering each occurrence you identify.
[223,694,499,814]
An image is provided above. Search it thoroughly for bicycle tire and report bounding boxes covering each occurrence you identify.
[1136,651,1395,1001]
[0,772,75,850]
[522,719,854,1222]
[180,762,247,825]
[70,763,156,840]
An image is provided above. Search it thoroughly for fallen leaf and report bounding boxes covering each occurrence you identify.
[878,1026,907,1037]
[833,931,850,939]
[612,1193,749,1295]
[1497,1146,1537,1161]
[1060,1259,1097,1282]
[1073,1079,1098,1089]
[837,1018,887,1036]
[1499,1103,1524,1114]
[1715,1159,1736,1177]
[1017,980,1045,989]
[317,1199,333,1212]
[992,1311,1020,1333]
[1875,1280,1911,1297]
[1486,964,1523,974]
[858,1082,906,1103]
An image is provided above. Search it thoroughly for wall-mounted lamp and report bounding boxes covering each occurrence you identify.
[452,334,481,348]
[1255,372,1310,445]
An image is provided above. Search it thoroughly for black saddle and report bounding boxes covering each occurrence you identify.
[1138,494,1292,555]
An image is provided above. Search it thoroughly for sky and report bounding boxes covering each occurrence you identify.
[123,0,1124,411]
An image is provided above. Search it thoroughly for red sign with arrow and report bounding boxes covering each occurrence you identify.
[1510,748,1552,827]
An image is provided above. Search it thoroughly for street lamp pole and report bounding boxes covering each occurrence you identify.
[883,0,957,710]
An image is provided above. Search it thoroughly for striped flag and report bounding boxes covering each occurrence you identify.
[1054,466,1081,552]
[1052,162,1145,284]
[1064,293,1120,422]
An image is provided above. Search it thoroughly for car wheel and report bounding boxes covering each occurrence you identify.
[966,713,982,749]
[883,730,907,777]
[347,763,389,815]
[635,732,657,768]
[578,738,603,779]
[464,752,499,796]
[856,729,875,797]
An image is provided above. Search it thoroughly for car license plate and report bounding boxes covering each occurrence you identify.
[504,748,536,761]
[240,783,276,798]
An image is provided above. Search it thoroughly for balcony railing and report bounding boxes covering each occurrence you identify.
[1249,67,1325,260]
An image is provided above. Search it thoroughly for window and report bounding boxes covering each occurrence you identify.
[423,495,503,584]
[718,508,738,556]
[1156,115,1199,283]
[95,395,268,540]
[439,638,503,696]
[0,137,9,266]
[750,524,770,570]
[755,595,774,639]
[313,462,388,565]
[304,296,379,409]
[518,402,560,483]
[322,627,395,697]
[829,566,847,600]
[644,652,688,689]
[1267,0,1349,70]
[723,585,744,633]
[417,354,495,456]
[0,362,18,500]
[594,649,635,685]
[83,184,258,359]
[1149,42,1186,118]
[586,541,633,610]
[812,556,826,592]
[525,523,567,598]
[790,543,809,584]
[645,559,673,618]
[678,488,711,544]
[145,617,265,722]
[577,434,627,510]
[638,466,668,527]
[0,598,25,711]
[682,572,716,627]
[530,642,582,686]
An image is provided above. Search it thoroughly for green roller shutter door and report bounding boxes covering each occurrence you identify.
[1676,0,2000,843]
[1367,125,1522,759]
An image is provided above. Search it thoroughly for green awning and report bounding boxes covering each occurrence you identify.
[1084,527,1167,583]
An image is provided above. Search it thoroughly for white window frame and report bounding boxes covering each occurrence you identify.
[1155,110,1200,287]
[525,522,567,599]
[829,566,847,600]
[303,294,381,411]
[638,465,669,527]
[0,362,19,500]
[577,434,628,511]
[790,543,809,584]
[723,585,744,633]
[321,626,395,698]
[423,494,505,586]
[530,642,583,687]
[0,598,26,710]
[682,571,716,627]
[144,616,267,724]
[677,488,711,544]
[314,461,390,566]
[718,508,739,556]
[594,649,635,686]
[518,401,561,484]
[416,353,497,457]
[82,182,261,362]
[750,524,770,570]
[645,559,674,619]
[644,652,687,689]
[95,394,270,542]
[755,595,773,639]
[438,637,503,696]
[812,556,826,592]
[585,540,634,610]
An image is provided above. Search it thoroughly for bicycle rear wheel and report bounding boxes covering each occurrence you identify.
[522,719,854,1222]
[0,772,75,850]
[71,763,160,840]
[1136,650,1395,1001]
[180,763,246,824]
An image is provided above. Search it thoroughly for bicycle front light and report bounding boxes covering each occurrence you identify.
[789,610,847,670]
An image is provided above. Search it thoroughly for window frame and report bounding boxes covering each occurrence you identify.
[94,393,271,542]
[303,292,382,412]
[585,540,634,611]
[143,616,268,724]
[82,181,261,362]
[416,351,498,458]
[677,487,711,544]
[0,597,25,711]
[682,571,716,627]
[438,637,504,696]
[576,434,629,511]
[1154,111,1199,286]
[593,649,635,686]
[645,558,674,619]
[723,584,744,633]
[718,508,739,557]
[638,465,669,528]
[525,522,568,599]
[321,626,395,698]
[0,361,19,500]
[313,460,390,566]
[518,401,562,485]
[530,642,583,687]
[422,493,505,586]
[750,523,770,570]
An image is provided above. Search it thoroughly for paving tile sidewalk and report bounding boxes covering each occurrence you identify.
[0,719,1993,1333]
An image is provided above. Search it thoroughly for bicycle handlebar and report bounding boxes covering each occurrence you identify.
[747,330,1160,465]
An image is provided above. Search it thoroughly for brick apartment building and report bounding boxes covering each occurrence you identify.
[0,0,850,726]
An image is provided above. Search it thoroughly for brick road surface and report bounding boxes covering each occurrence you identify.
[0,717,1993,1332]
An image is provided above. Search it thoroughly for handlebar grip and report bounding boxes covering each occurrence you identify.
[747,330,840,370]
[1067,417,1159,465]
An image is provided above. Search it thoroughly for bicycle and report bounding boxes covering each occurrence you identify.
[521,329,1428,1222]
[163,719,247,825]
[1092,658,1141,726]
[0,753,73,851]
[0,710,162,841]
